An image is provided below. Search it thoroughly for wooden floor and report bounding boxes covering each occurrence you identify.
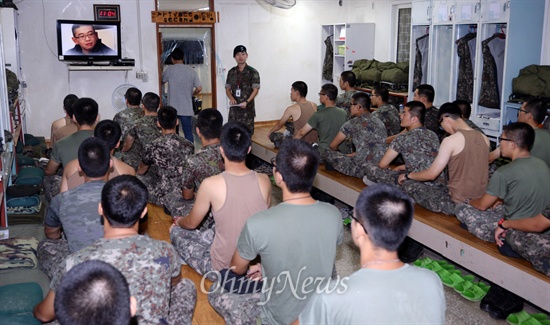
[146,203,224,324]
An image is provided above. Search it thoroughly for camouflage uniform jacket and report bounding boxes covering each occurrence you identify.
[129,115,162,161]
[335,90,358,118]
[44,180,105,253]
[391,127,444,183]
[226,64,260,112]
[372,103,401,136]
[114,107,144,140]
[182,143,224,190]
[115,107,144,168]
[341,114,387,162]
[142,134,194,203]
[51,235,182,325]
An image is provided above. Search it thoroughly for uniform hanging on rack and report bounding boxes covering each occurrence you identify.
[456,32,477,102]
[479,31,506,108]
[322,35,334,81]
[413,32,429,90]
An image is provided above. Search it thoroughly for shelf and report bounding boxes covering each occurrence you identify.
[67,65,133,71]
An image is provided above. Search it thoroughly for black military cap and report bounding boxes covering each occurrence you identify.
[233,45,247,57]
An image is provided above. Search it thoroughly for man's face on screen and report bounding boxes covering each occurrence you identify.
[72,25,98,52]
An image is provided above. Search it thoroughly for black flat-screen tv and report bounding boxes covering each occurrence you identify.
[57,19,121,63]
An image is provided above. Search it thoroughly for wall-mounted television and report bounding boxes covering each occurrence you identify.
[57,19,121,63]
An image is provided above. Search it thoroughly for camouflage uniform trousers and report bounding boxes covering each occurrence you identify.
[268,122,294,148]
[137,167,161,205]
[168,278,197,325]
[163,192,194,216]
[401,181,457,215]
[37,238,69,279]
[170,226,217,281]
[323,151,367,179]
[455,203,504,242]
[506,230,550,277]
[43,175,61,204]
[229,106,255,135]
[363,162,400,185]
[208,282,261,325]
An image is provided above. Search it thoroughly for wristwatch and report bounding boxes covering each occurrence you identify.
[404,172,410,180]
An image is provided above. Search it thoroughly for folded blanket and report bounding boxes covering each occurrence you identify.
[0,238,39,270]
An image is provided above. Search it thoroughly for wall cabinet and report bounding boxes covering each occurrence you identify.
[409,0,545,140]
[321,23,375,85]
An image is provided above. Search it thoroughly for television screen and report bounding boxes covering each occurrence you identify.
[57,19,121,62]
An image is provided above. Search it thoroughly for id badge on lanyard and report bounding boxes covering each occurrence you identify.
[236,88,241,98]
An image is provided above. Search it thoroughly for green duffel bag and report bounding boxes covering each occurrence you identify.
[512,65,550,98]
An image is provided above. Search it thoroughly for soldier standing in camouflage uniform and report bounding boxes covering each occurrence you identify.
[455,122,550,242]
[335,70,359,119]
[324,92,387,178]
[370,85,401,136]
[114,87,143,169]
[226,45,260,134]
[364,101,442,186]
[138,106,194,206]
[397,103,490,215]
[495,204,550,276]
[38,137,111,278]
[34,176,196,325]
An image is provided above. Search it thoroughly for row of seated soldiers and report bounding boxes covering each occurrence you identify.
[267,74,550,278]
[36,92,443,324]
[34,123,445,323]
[35,81,548,322]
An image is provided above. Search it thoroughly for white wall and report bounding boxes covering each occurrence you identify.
[17,0,158,138]
[214,0,397,123]
[16,0,550,137]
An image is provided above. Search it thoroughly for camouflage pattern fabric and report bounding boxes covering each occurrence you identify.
[505,204,550,276]
[44,180,105,253]
[170,226,217,281]
[269,122,293,148]
[364,127,442,185]
[50,235,184,325]
[323,114,388,178]
[372,103,401,136]
[226,64,260,134]
[506,230,550,277]
[127,115,162,168]
[43,175,61,204]
[208,283,261,325]
[114,107,144,169]
[168,279,197,325]
[0,237,39,270]
[401,181,457,215]
[163,194,194,217]
[182,143,224,191]
[335,90,358,119]
[455,203,503,242]
[37,238,69,279]
[424,107,440,135]
[141,134,194,206]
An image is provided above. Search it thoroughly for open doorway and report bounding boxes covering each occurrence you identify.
[158,27,215,111]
